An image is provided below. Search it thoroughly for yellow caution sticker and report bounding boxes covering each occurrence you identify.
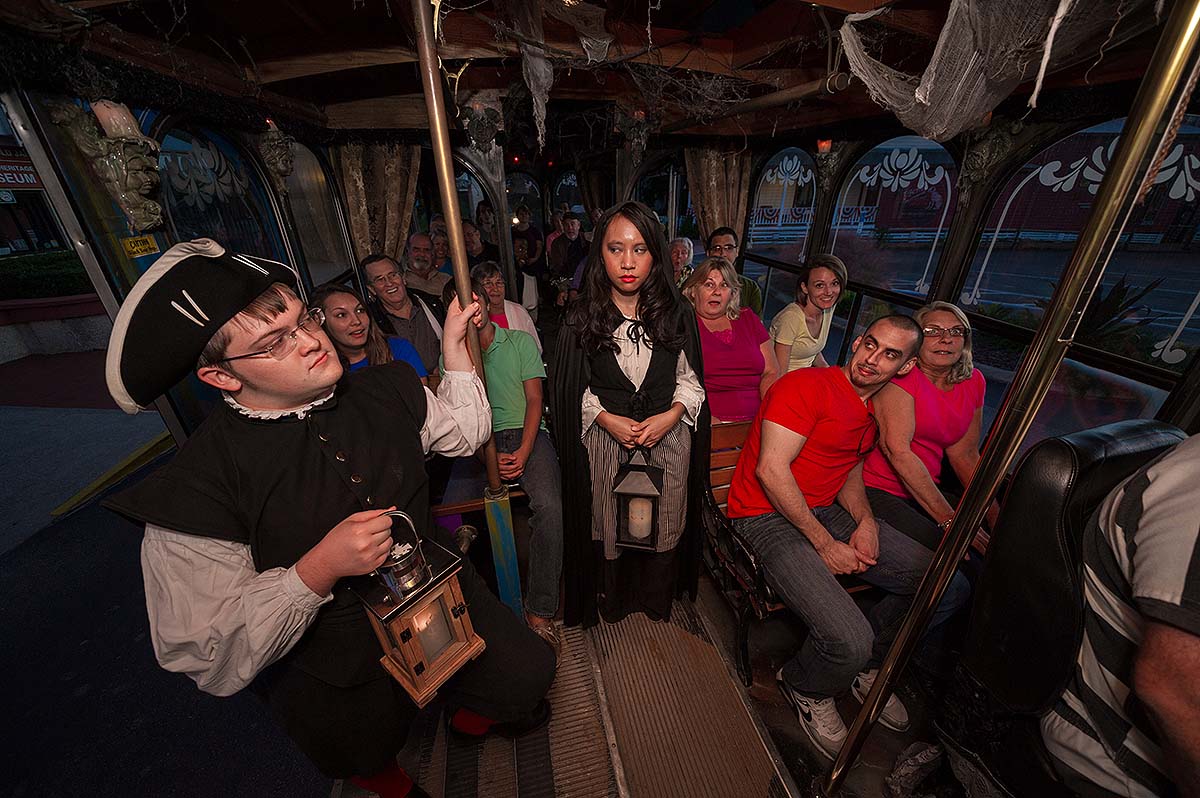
[121,234,160,259]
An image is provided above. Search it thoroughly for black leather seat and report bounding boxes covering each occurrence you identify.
[936,419,1186,797]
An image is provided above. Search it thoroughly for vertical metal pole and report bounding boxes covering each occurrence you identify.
[411,0,524,617]
[410,0,501,493]
[822,2,1200,792]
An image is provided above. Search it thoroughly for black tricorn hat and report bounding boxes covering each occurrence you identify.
[106,239,299,414]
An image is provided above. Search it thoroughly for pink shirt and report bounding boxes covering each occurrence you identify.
[863,368,986,499]
[697,310,770,422]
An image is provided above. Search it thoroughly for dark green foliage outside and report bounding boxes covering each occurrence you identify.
[0,250,92,300]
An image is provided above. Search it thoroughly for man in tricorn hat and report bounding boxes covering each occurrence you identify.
[103,239,555,798]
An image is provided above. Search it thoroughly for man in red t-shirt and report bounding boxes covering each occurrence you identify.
[728,315,971,760]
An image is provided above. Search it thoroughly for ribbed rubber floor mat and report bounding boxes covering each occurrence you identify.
[589,602,784,798]
[408,622,619,798]
[545,625,620,798]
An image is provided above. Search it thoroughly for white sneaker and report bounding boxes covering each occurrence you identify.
[851,669,911,732]
[776,668,847,760]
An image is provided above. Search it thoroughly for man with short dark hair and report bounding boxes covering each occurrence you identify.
[103,239,555,798]
[363,254,443,381]
[1041,434,1200,798]
[550,211,587,279]
[463,220,499,267]
[706,227,763,316]
[727,315,970,760]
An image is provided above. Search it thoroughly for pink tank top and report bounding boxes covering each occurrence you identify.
[863,369,986,499]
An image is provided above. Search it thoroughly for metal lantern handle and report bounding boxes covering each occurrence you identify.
[384,509,422,547]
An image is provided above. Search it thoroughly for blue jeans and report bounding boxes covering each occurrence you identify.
[733,505,971,698]
[442,428,564,618]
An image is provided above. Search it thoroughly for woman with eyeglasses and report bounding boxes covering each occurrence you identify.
[470,261,542,354]
[770,254,847,373]
[313,284,428,384]
[862,301,996,554]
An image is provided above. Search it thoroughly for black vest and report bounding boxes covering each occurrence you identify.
[587,324,679,422]
[106,361,430,688]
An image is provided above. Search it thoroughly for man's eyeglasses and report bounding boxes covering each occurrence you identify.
[856,414,879,458]
[922,325,968,339]
[221,309,326,363]
[709,244,738,254]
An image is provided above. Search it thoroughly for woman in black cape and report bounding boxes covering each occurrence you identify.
[549,201,710,628]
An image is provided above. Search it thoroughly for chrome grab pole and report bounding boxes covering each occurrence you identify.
[410,0,502,493]
[822,1,1200,792]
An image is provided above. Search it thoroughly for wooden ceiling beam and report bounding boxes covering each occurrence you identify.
[79,23,327,125]
[256,45,418,85]
[324,95,429,129]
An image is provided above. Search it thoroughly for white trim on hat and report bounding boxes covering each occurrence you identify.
[106,238,227,414]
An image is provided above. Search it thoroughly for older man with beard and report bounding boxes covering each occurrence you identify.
[403,232,451,318]
[727,315,971,761]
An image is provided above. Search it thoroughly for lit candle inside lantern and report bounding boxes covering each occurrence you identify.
[414,602,454,661]
[91,100,142,139]
[627,497,654,540]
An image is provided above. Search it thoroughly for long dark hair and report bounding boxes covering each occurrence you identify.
[567,200,685,354]
[312,282,393,368]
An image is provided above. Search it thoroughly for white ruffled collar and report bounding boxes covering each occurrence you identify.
[222,389,336,420]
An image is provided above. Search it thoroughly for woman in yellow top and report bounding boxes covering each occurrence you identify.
[769,253,847,372]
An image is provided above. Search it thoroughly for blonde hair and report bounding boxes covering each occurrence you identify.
[913,300,974,384]
[682,257,742,320]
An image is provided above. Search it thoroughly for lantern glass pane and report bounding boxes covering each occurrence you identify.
[415,599,454,662]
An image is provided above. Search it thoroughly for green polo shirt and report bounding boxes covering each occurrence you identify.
[443,324,545,433]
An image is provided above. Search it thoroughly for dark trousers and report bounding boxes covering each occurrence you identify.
[258,545,556,778]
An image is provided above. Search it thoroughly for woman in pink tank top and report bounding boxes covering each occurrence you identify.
[863,301,997,554]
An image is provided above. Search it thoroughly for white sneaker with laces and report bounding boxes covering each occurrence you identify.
[851,668,911,732]
[776,669,847,759]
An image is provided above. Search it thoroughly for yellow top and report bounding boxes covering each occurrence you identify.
[770,302,832,372]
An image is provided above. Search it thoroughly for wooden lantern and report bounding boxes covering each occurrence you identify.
[612,446,663,551]
[350,512,486,708]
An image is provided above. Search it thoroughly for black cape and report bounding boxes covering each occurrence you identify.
[549,302,710,628]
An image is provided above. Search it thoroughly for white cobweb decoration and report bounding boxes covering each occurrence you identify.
[840,0,1163,142]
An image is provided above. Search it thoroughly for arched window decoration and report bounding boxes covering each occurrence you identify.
[747,147,817,264]
[455,169,488,223]
[829,136,957,296]
[505,171,543,229]
[159,126,288,263]
[285,143,354,286]
[962,116,1200,373]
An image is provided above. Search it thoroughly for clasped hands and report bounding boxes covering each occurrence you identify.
[816,521,879,576]
[597,409,679,449]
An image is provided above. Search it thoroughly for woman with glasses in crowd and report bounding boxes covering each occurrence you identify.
[771,254,847,373]
[313,283,428,383]
[862,301,996,554]
[470,261,542,354]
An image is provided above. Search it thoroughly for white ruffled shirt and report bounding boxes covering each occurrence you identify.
[580,317,705,436]
[140,370,489,697]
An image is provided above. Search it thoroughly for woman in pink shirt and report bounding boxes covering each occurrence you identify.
[863,301,996,553]
[682,257,778,422]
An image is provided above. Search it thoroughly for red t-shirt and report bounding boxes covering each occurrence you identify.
[727,366,875,517]
[489,311,510,329]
